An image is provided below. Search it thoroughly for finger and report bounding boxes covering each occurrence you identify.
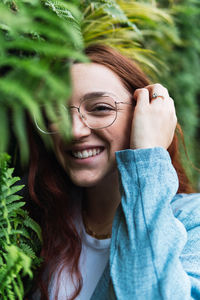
[133,88,150,107]
[169,97,175,105]
[167,97,176,111]
[145,83,169,103]
[169,97,177,124]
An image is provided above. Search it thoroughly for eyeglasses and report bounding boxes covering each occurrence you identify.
[34,92,134,134]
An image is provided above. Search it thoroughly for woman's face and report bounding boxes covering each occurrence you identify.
[52,63,133,187]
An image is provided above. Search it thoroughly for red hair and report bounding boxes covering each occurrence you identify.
[27,44,194,299]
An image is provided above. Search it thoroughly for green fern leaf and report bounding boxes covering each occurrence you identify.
[23,216,42,241]
[18,242,37,259]
[6,202,26,214]
[0,153,41,298]
[1,185,24,199]
[3,194,23,205]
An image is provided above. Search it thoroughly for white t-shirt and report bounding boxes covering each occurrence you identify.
[48,214,111,300]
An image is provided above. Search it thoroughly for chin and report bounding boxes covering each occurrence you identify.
[75,182,97,188]
[71,178,101,188]
[69,172,106,188]
[67,164,118,188]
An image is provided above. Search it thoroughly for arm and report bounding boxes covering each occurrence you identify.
[109,83,200,299]
[109,147,200,299]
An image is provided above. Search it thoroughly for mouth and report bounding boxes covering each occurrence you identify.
[70,147,104,159]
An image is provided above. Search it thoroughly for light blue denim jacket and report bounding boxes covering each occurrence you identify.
[91,147,200,299]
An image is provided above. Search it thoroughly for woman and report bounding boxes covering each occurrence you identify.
[28,44,200,299]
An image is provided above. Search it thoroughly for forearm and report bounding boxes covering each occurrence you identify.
[110,147,195,299]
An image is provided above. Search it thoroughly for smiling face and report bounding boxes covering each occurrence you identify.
[52,63,133,187]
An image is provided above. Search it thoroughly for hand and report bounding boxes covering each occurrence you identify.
[130,84,177,150]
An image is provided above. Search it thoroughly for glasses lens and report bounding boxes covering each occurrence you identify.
[34,105,68,134]
[80,96,117,129]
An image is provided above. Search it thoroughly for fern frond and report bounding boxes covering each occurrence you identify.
[23,215,42,242]
[0,153,41,298]
[6,202,26,214]
[17,242,37,260]
[0,185,24,200]
[2,195,23,205]
[0,229,29,239]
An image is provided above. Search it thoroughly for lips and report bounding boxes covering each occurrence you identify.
[71,147,104,159]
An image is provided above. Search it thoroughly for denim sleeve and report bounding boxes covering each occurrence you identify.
[109,147,200,299]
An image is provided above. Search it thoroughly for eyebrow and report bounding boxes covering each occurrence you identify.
[82,91,115,101]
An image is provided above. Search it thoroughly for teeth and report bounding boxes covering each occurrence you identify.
[77,152,83,159]
[82,150,88,158]
[72,148,102,159]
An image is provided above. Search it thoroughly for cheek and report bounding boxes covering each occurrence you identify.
[112,115,133,149]
[99,119,132,152]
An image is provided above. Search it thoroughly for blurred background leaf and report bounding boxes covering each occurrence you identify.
[154,0,200,189]
[81,0,180,76]
[0,0,87,163]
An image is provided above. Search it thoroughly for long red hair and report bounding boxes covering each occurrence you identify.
[27,44,194,299]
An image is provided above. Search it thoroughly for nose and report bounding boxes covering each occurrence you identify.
[71,109,91,140]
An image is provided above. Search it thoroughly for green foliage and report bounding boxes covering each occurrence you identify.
[0,0,87,162]
[152,0,200,185]
[0,153,42,299]
[81,0,180,76]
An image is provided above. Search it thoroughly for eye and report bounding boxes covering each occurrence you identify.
[85,103,116,117]
[83,96,116,115]
[91,103,115,112]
